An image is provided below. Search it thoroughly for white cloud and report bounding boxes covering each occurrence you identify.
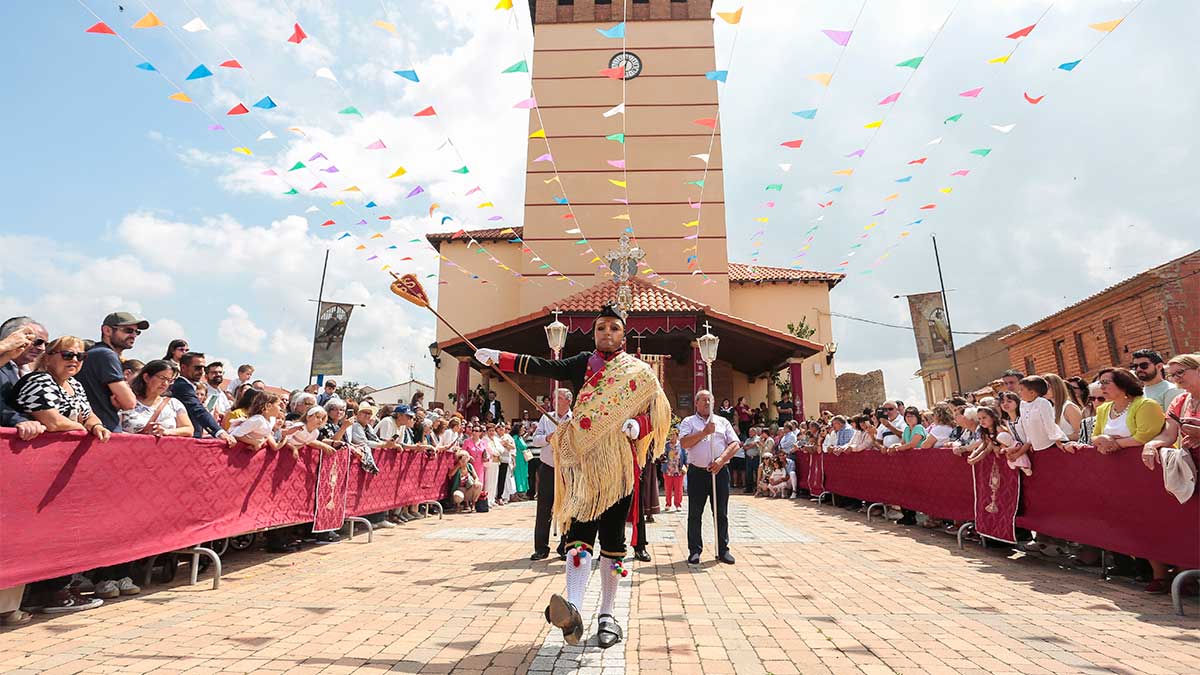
[218,305,267,353]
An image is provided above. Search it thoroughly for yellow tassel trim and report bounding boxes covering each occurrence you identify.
[550,352,671,531]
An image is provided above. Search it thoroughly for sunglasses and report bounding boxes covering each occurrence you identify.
[118,327,143,335]
[1089,396,1106,402]
[55,351,87,362]
[1129,362,1155,370]
[31,338,47,348]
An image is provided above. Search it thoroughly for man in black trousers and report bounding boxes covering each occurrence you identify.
[678,389,741,565]
[530,387,571,561]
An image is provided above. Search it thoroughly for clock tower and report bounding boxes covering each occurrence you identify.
[518,0,731,313]
[429,0,844,423]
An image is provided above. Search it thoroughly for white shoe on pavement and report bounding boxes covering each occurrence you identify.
[116,577,141,596]
[94,580,119,600]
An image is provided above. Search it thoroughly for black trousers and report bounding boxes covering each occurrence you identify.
[687,465,730,555]
[496,462,509,500]
[633,460,653,551]
[533,462,565,556]
[564,493,634,560]
[527,457,542,499]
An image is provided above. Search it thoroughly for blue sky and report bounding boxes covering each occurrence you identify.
[2,0,1195,404]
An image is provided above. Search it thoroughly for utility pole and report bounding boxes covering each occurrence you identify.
[931,234,963,395]
[308,250,330,386]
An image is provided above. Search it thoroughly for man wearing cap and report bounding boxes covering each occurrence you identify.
[475,303,670,650]
[77,312,148,432]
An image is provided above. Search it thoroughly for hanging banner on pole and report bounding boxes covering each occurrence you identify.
[906,291,954,373]
[311,302,355,377]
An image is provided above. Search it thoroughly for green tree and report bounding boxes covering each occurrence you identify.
[786,317,817,340]
[335,380,365,402]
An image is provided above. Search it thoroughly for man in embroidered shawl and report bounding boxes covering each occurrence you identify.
[474,303,670,649]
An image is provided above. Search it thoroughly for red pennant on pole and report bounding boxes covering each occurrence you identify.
[227,103,250,115]
[86,21,116,35]
[288,23,308,43]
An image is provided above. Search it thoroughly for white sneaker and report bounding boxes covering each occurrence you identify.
[375,519,396,529]
[1019,540,1046,554]
[116,577,141,596]
[94,580,119,600]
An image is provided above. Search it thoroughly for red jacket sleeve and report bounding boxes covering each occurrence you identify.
[634,413,652,440]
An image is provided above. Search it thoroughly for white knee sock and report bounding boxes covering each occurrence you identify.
[564,548,591,608]
[599,560,619,616]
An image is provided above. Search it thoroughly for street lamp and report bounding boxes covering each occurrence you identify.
[544,309,568,411]
[697,321,720,391]
[428,341,441,368]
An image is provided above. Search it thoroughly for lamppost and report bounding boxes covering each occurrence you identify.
[696,321,720,556]
[544,309,567,411]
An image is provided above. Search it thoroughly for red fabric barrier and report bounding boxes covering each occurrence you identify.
[344,450,458,516]
[0,429,319,588]
[1016,446,1200,568]
[821,449,975,522]
[0,429,465,588]
[972,452,1021,543]
[313,447,351,532]
[804,451,824,495]
[794,452,809,491]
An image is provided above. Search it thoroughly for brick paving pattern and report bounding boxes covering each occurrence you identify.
[2,495,1197,674]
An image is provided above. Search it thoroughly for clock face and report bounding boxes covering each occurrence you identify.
[609,52,643,80]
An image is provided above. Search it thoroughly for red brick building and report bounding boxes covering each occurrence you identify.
[1001,250,1200,379]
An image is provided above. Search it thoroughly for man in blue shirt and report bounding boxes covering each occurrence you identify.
[77,312,145,432]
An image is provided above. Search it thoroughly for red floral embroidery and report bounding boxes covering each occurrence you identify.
[629,380,637,391]
[580,417,592,430]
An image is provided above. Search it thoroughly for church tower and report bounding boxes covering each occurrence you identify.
[517,0,731,314]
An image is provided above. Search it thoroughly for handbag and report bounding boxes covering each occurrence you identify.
[523,449,534,462]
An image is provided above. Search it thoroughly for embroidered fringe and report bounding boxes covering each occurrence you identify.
[551,353,672,531]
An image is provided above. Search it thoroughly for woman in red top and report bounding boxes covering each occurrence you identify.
[734,396,753,438]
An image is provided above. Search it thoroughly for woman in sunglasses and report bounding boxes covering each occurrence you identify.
[11,336,110,441]
[162,339,189,367]
[119,360,194,437]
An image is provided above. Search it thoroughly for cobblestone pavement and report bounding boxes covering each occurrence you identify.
[2,494,1197,674]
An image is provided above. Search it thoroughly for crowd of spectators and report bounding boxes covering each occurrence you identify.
[2,308,1196,622]
[0,311,523,624]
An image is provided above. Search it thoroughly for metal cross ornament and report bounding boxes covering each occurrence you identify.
[605,232,645,315]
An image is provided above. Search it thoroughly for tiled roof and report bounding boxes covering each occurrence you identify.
[549,278,705,314]
[728,262,844,286]
[426,227,521,245]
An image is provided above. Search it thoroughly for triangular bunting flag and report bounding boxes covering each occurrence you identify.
[1059,59,1081,71]
[394,69,420,82]
[822,29,852,46]
[253,96,277,109]
[597,22,625,38]
[502,60,529,73]
[780,139,803,148]
[133,12,162,28]
[186,64,213,80]
[182,18,209,32]
[529,128,546,139]
[451,166,469,174]
[86,22,116,35]
[288,23,307,43]
[896,56,924,69]
[705,70,729,82]
[288,161,305,171]
[1007,24,1035,39]
[220,59,242,69]
[413,106,437,117]
[808,73,832,86]
[959,87,984,98]
[387,166,407,178]
[365,139,386,149]
[1089,18,1122,32]
[168,92,192,103]
[227,103,249,115]
[988,54,1010,64]
[793,109,817,119]
[338,106,362,116]
[717,8,743,24]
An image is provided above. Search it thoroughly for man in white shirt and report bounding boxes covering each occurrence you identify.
[530,388,572,561]
[203,362,232,420]
[876,401,907,447]
[679,389,742,565]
